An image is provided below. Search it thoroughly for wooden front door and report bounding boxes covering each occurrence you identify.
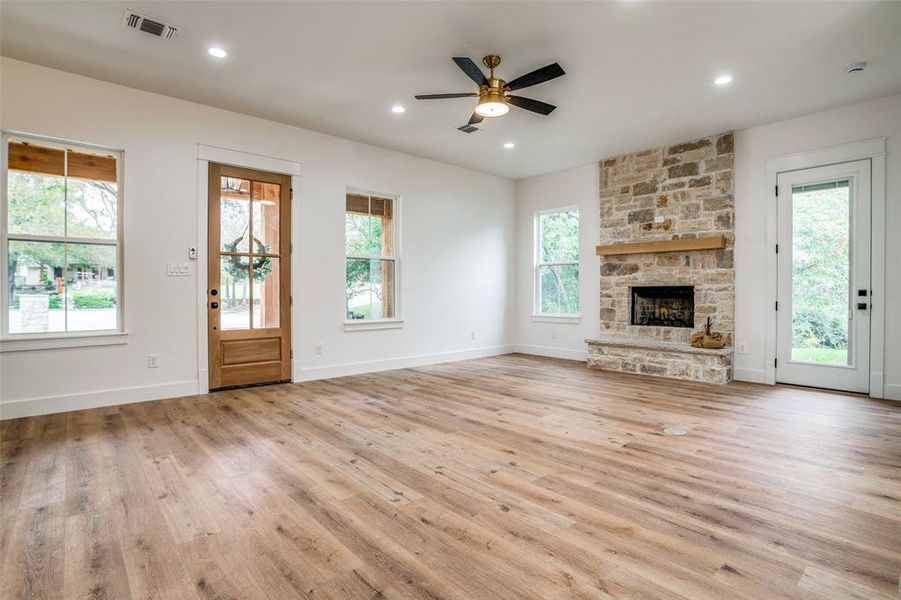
[208,163,291,389]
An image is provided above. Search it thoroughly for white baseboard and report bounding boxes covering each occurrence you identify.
[733,367,767,384]
[294,344,515,382]
[884,383,901,401]
[0,380,200,420]
[513,344,587,362]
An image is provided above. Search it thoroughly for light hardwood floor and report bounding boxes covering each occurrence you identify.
[2,354,900,599]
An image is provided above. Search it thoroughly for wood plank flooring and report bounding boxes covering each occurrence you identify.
[2,354,900,599]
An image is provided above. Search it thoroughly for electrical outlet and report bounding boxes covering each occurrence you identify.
[654,215,665,223]
[737,343,746,354]
[147,354,160,368]
[552,330,558,340]
[188,246,198,260]
[167,263,190,276]
[314,342,324,355]
[470,330,477,340]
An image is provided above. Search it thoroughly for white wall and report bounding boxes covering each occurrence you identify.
[511,94,900,399]
[733,93,901,398]
[0,58,516,418]
[514,164,599,360]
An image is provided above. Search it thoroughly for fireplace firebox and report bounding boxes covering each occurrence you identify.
[631,286,694,328]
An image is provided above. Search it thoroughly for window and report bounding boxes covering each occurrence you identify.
[345,191,398,323]
[2,133,123,337]
[535,207,580,317]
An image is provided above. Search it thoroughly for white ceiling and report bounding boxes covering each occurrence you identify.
[2,1,900,179]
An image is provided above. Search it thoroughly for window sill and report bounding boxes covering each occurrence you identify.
[0,331,129,352]
[531,314,581,324]
[343,319,405,332]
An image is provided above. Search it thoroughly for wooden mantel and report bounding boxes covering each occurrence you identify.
[595,234,726,256]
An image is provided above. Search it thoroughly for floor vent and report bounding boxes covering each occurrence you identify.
[662,427,688,436]
[123,9,178,40]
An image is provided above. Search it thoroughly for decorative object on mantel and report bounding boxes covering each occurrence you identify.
[595,234,726,256]
[691,317,726,349]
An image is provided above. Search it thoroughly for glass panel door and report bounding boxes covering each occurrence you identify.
[208,163,292,390]
[776,160,870,393]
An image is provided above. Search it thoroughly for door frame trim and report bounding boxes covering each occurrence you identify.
[195,144,301,394]
[764,137,886,397]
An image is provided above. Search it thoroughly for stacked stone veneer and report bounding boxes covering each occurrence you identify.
[588,132,735,384]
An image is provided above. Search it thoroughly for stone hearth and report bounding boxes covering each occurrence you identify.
[587,133,734,384]
[587,336,732,384]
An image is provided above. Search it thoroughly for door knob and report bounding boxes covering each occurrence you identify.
[210,289,219,296]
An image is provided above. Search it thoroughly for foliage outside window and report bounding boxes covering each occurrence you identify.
[345,192,397,321]
[3,134,122,335]
[535,208,580,316]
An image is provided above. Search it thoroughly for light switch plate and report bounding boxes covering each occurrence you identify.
[167,263,190,276]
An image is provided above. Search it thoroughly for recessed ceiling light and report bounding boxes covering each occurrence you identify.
[208,47,228,59]
[503,142,515,149]
[714,74,733,86]
[391,105,406,114]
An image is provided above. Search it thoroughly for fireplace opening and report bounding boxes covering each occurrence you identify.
[631,286,694,328]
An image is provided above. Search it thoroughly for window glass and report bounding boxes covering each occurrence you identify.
[345,193,396,321]
[536,208,580,316]
[5,137,122,334]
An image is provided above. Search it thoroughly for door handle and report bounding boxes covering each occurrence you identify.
[210,301,219,309]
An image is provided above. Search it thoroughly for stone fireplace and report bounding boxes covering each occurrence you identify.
[586,133,734,384]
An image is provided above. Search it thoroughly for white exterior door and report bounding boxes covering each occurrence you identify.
[776,160,871,393]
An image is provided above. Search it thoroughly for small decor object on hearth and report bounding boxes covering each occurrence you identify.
[691,317,726,349]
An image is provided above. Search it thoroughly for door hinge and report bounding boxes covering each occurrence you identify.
[774,358,778,368]
[289,242,293,253]
[775,243,779,254]
[775,300,778,311]
[290,187,293,199]
[775,185,779,196]
[290,296,293,306]
[290,349,293,358]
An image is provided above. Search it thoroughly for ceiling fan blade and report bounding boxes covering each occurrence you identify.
[457,124,479,133]
[507,95,557,115]
[505,62,565,91]
[468,112,484,125]
[452,57,488,87]
[414,93,479,100]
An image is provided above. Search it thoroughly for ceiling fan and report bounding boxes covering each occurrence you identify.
[415,55,565,132]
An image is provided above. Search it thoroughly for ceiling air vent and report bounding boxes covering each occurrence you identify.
[123,9,178,40]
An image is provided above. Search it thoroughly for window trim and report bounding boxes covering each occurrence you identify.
[0,131,126,349]
[533,205,581,320]
[343,187,402,330]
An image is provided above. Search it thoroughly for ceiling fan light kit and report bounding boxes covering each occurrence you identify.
[415,54,565,132]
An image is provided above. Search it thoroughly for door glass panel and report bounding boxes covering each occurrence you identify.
[7,240,66,333]
[345,258,395,320]
[790,179,850,365]
[252,257,279,328]
[66,243,117,331]
[220,177,250,252]
[252,181,280,253]
[220,255,250,330]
